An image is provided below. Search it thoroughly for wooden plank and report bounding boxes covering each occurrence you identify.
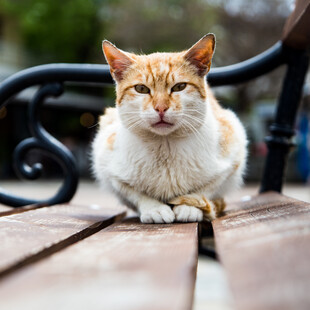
[213,192,310,310]
[282,0,310,49]
[225,191,297,212]
[0,204,45,217]
[0,180,121,217]
[0,203,126,278]
[0,204,12,213]
[0,218,198,310]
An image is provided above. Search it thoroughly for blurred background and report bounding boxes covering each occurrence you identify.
[1,0,310,184]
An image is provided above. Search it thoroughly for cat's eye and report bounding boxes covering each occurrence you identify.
[171,83,187,92]
[135,84,150,94]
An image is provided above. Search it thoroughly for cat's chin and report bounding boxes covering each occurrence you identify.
[152,120,174,129]
[148,122,176,136]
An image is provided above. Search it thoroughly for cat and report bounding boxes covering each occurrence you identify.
[92,34,247,224]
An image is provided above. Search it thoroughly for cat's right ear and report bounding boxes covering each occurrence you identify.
[102,40,133,82]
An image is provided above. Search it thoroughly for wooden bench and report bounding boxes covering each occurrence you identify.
[0,1,310,309]
[0,203,198,310]
[214,192,310,310]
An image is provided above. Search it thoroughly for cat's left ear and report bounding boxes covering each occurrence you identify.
[102,40,134,82]
[184,34,215,76]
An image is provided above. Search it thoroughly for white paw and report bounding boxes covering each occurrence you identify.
[173,205,203,222]
[140,205,175,224]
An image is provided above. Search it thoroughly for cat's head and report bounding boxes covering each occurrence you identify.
[102,34,215,137]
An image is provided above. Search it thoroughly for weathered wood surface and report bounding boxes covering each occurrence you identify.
[213,192,310,310]
[282,0,310,49]
[0,218,198,310]
[0,204,45,217]
[0,204,12,213]
[0,203,126,278]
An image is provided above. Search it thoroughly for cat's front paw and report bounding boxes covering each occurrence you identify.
[140,205,175,224]
[173,205,203,222]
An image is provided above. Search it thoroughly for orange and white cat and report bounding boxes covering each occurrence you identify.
[92,34,247,223]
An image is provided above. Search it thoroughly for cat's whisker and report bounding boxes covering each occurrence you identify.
[126,119,145,132]
[87,122,99,129]
[184,108,205,116]
[183,118,205,129]
[121,111,154,116]
[123,117,140,124]
[182,113,204,122]
[126,119,140,127]
[184,109,206,116]
[179,123,202,145]
[182,114,205,126]
[181,119,205,147]
[182,118,204,137]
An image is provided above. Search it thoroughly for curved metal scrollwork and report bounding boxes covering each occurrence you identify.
[0,83,78,207]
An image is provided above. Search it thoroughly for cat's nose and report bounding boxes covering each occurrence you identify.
[154,103,169,118]
[158,111,165,119]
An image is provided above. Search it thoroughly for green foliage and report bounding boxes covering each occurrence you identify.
[0,0,102,62]
[101,0,219,54]
[0,0,220,63]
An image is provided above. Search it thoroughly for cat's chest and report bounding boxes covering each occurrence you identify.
[116,138,215,200]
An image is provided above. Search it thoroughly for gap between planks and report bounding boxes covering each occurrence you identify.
[0,218,199,310]
[0,203,126,279]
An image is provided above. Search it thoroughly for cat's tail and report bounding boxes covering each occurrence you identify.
[99,107,118,129]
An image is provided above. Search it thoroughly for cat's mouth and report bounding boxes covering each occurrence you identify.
[152,120,174,128]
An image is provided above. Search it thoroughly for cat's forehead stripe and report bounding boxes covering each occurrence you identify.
[139,56,180,86]
[146,62,156,87]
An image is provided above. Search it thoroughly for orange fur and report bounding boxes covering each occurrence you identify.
[233,162,240,171]
[212,198,226,217]
[142,97,153,111]
[169,194,225,219]
[107,133,116,150]
[201,196,212,214]
[218,116,234,156]
[153,94,170,112]
[169,195,212,213]
[208,90,234,156]
[108,51,208,113]
[169,195,205,208]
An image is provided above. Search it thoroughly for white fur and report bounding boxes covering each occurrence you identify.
[173,205,203,222]
[92,84,247,224]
